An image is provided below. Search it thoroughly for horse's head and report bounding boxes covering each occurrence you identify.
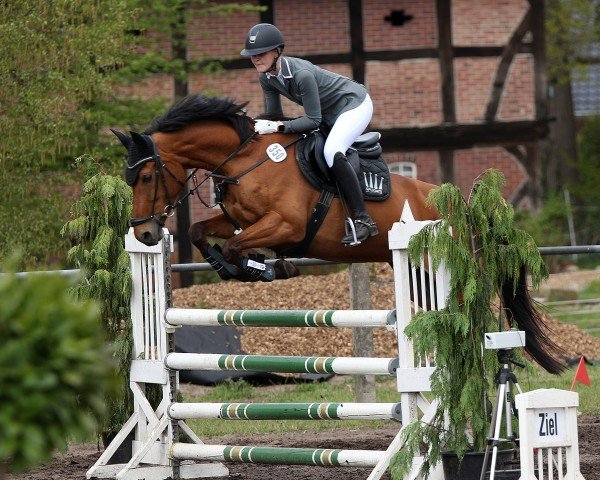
[112,129,186,246]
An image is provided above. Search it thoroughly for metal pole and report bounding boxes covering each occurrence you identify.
[8,245,600,277]
[563,188,578,262]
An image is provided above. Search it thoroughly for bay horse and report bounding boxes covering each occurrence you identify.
[114,94,439,271]
[113,93,565,374]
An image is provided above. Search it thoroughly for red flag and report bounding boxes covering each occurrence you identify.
[570,356,591,390]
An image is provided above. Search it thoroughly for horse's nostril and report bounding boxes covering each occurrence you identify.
[141,231,154,245]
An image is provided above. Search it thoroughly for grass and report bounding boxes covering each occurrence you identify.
[579,280,600,300]
[185,364,600,439]
[516,363,599,414]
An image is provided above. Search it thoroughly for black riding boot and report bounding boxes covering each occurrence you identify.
[330,152,378,246]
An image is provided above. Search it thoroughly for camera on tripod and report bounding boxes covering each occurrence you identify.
[480,330,526,480]
[484,330,525,350]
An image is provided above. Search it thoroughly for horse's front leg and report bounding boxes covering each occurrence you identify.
[188,213,239,280]
[188,212,237,250]
[222,211,302,260]
[222,211,304,280]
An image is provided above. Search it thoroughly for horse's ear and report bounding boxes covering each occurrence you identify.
[110,129,131,150]
[130,131,147,151]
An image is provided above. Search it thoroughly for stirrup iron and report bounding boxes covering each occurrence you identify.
[343,217,361,246]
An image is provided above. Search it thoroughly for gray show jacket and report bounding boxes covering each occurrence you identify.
[259,56,368,133]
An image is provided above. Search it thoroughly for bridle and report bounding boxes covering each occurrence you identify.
[127,149,186,228]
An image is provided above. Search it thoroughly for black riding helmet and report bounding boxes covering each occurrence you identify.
[240,23,284,56]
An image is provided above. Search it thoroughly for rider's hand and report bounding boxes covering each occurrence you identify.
[254,119,280,134]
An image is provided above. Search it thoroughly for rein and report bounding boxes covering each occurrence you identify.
[207,134,306,233]
[180,131,259,209]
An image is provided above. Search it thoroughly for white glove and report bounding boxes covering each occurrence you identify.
[254,119,279,134]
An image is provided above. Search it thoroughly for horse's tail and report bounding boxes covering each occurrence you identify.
[501,265,566,374]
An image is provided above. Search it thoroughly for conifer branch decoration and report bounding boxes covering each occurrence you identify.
[391,169,557,479]
[61,156,142,434]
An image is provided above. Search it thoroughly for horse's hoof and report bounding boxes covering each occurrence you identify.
[273,259,300,279]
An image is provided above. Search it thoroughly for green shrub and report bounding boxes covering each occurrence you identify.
[0,259,115,473]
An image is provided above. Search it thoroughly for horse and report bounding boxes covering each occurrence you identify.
[112,93,565,374]
[114,94,439,271]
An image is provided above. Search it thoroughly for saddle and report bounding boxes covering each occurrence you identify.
[277,130,392,258]
[295,130,392,201]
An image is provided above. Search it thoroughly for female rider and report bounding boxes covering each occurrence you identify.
[241,23,377,246]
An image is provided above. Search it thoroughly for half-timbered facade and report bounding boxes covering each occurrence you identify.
[121,0,548,226]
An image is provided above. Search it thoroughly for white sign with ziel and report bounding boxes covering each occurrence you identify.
[267,143,287,162]
[531,408,567,445]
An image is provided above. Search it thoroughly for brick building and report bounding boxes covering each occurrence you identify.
[121,0,547,244]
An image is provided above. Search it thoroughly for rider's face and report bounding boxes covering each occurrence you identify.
[251,49,279,73]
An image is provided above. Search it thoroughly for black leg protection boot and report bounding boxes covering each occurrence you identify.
[330,152,378,246]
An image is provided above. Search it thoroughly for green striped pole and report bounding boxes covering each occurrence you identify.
[168,402,402,421]
[165,308,395,328]
[170,444,384,467]
[165,353,398,375]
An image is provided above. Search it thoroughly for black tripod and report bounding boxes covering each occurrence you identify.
[479,348,525,480]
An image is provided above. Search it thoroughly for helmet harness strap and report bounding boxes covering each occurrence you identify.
[269,48,282,74]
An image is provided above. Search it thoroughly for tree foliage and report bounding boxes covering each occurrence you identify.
[573,116,600,245]
[0,1,133,166]
[0,169,71,269]
[0,257,115,474]
[390,170,547,479]
[0,1,262,269]
[546,0,600,84]
[61,157,134,432]
[117,0,261,82]
[542,0,600,199]
[522,114,600,252]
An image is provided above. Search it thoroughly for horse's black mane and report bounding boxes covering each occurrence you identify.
[144,94,253,142]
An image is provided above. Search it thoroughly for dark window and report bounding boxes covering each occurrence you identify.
[384,10,414,27]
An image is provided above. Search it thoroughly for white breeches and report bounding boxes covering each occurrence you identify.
[323,94,373,167]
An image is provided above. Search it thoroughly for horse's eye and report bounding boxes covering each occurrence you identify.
[142,173,153,184]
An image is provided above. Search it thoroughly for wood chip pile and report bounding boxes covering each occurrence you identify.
[173,265,600,362]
